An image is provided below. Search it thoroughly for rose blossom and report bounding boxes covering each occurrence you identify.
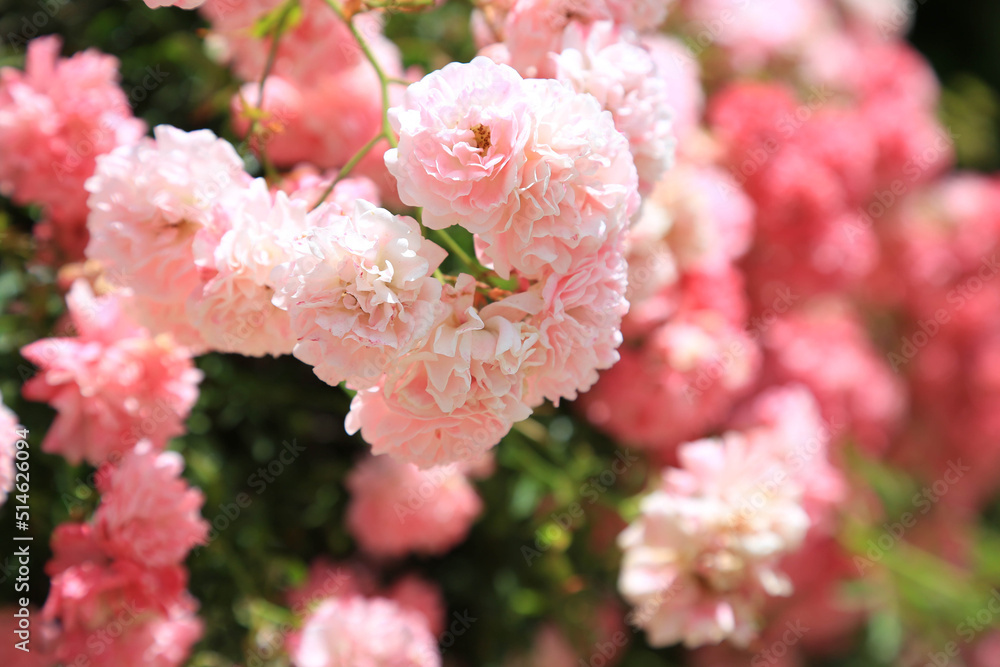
[552,21,675,194]
[0,36,145,259]
[618,433,811,648]
[293,596,441,667]
[388,57,638,279]
[21,281,201,466]
[345,275,543,468]
[345,455,483,558]
[271,199,447,389]
[387,57,533,235]
[93,442,209,567]
[85,125,252,349]
[190,179,308,357]
[41,559,202,667]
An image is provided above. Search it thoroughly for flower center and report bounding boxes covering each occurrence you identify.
[471,123,491,152]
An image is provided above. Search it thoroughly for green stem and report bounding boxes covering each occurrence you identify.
[431,228,484,275]
[322,0,398,149]
[311,132,385,210]
[246,0,297,180]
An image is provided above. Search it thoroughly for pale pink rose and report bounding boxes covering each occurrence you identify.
[189,179,308,356]
[0,394,19,506]
[524,243,629,405]
[21,281,201,466]
[345,275,543,467]
[85,125,252,350]
[287,559,378,618]
[389,58,638,279]
[144,0,205,7]
[40,559,201,667]
[482,76,638,278]
[293,596,441,667]
[346,455,483,557]
[495,0,615,77]
[643,36,704,150]
[93,442,209,567]
[0,36,145,259]
[618,432,813,648]
[386,57,534,236]
[271,199,446,389]
[385,575,446,637]
[553,21,675,194]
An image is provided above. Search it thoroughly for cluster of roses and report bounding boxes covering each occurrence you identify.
[3,0,1000,665]
[573,2,1000,666]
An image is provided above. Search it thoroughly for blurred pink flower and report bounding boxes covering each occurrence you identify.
[0,36,145,259]
[41,559,201,667]
[21,281,201,466]
[618,434,810,648]
[94,443,208,567]
[643,36,704,150]
[760,303,906,456]
[552,21,675,194]
[293,596,441,667]
[346,455,482,557]
[618,385,842,648]
[385,575,447,637]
